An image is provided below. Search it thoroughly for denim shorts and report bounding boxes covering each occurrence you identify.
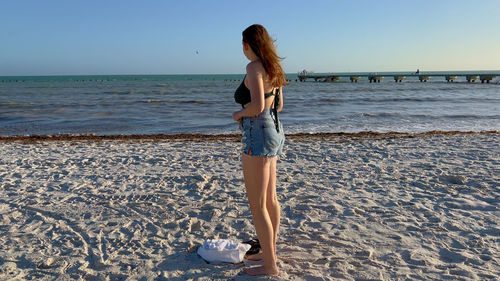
[241,109,285,157]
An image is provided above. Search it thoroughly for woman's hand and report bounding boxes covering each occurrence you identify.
[232,110,242,122]
[233,111,243,130]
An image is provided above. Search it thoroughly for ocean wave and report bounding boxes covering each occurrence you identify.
[23,85,67,89]
[443,114,500,120]
[319,98,344,103]
[92,111,116,116]
[144,100,212,105]
[0,102,32,108]
[145,99,163,103]
[357,112,499,120]
[360,112,405,118]
[151,90,173,94]
[304,96,500,104]
[103,90,132,94]
[154,83,170,88]
[353,97,496,103]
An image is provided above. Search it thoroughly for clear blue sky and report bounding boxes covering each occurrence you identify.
[1,0,499,75]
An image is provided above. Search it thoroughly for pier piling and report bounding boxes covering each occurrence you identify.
[324,76,340,82]
[466,75,479,83]
[480,76,494,83]
[394,76,406,83]
[369,76,383,83]
[445,76,457,82]
[419,76,430,82]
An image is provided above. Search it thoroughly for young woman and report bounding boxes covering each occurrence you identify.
[232,24,287,276]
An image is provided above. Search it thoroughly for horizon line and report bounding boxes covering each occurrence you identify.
[2,69,500,77]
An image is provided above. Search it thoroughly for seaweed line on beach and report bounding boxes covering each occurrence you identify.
[0,130,498,143]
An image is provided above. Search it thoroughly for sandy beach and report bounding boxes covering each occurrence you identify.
[0,132,498,280]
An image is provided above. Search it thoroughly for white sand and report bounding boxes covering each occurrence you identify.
[0,133,498,280]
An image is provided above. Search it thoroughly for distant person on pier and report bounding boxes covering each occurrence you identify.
[416,69,420,74]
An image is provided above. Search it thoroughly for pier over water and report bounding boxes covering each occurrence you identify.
[298,71,500,83]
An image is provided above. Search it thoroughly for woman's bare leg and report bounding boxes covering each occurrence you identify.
[267,156,280,256]
[245,156,280,261]
[242,153,279,276]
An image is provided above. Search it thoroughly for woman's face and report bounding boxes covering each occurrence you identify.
[242,41,249,57]
[242,41,253,61]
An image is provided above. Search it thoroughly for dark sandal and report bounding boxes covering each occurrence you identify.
[242,239,261,256]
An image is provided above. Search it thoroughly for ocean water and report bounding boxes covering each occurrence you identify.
[0,74,499,136]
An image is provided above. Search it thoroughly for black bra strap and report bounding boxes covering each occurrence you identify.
[272,88,280,132]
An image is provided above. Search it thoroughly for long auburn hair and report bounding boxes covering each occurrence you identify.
[242,24,288,87]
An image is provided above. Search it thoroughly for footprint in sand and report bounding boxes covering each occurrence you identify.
[438,248,467,263]
[439,174,466,185]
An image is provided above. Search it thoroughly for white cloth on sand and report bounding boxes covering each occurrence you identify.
[197,239,251,263]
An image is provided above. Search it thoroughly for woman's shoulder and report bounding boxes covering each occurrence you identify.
[246,60,266,76]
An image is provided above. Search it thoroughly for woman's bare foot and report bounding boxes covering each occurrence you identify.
[244,265,279,276]
[245,252,264,261]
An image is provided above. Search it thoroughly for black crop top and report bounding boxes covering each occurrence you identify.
[234,77,276,106]
[234,76,282,132]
